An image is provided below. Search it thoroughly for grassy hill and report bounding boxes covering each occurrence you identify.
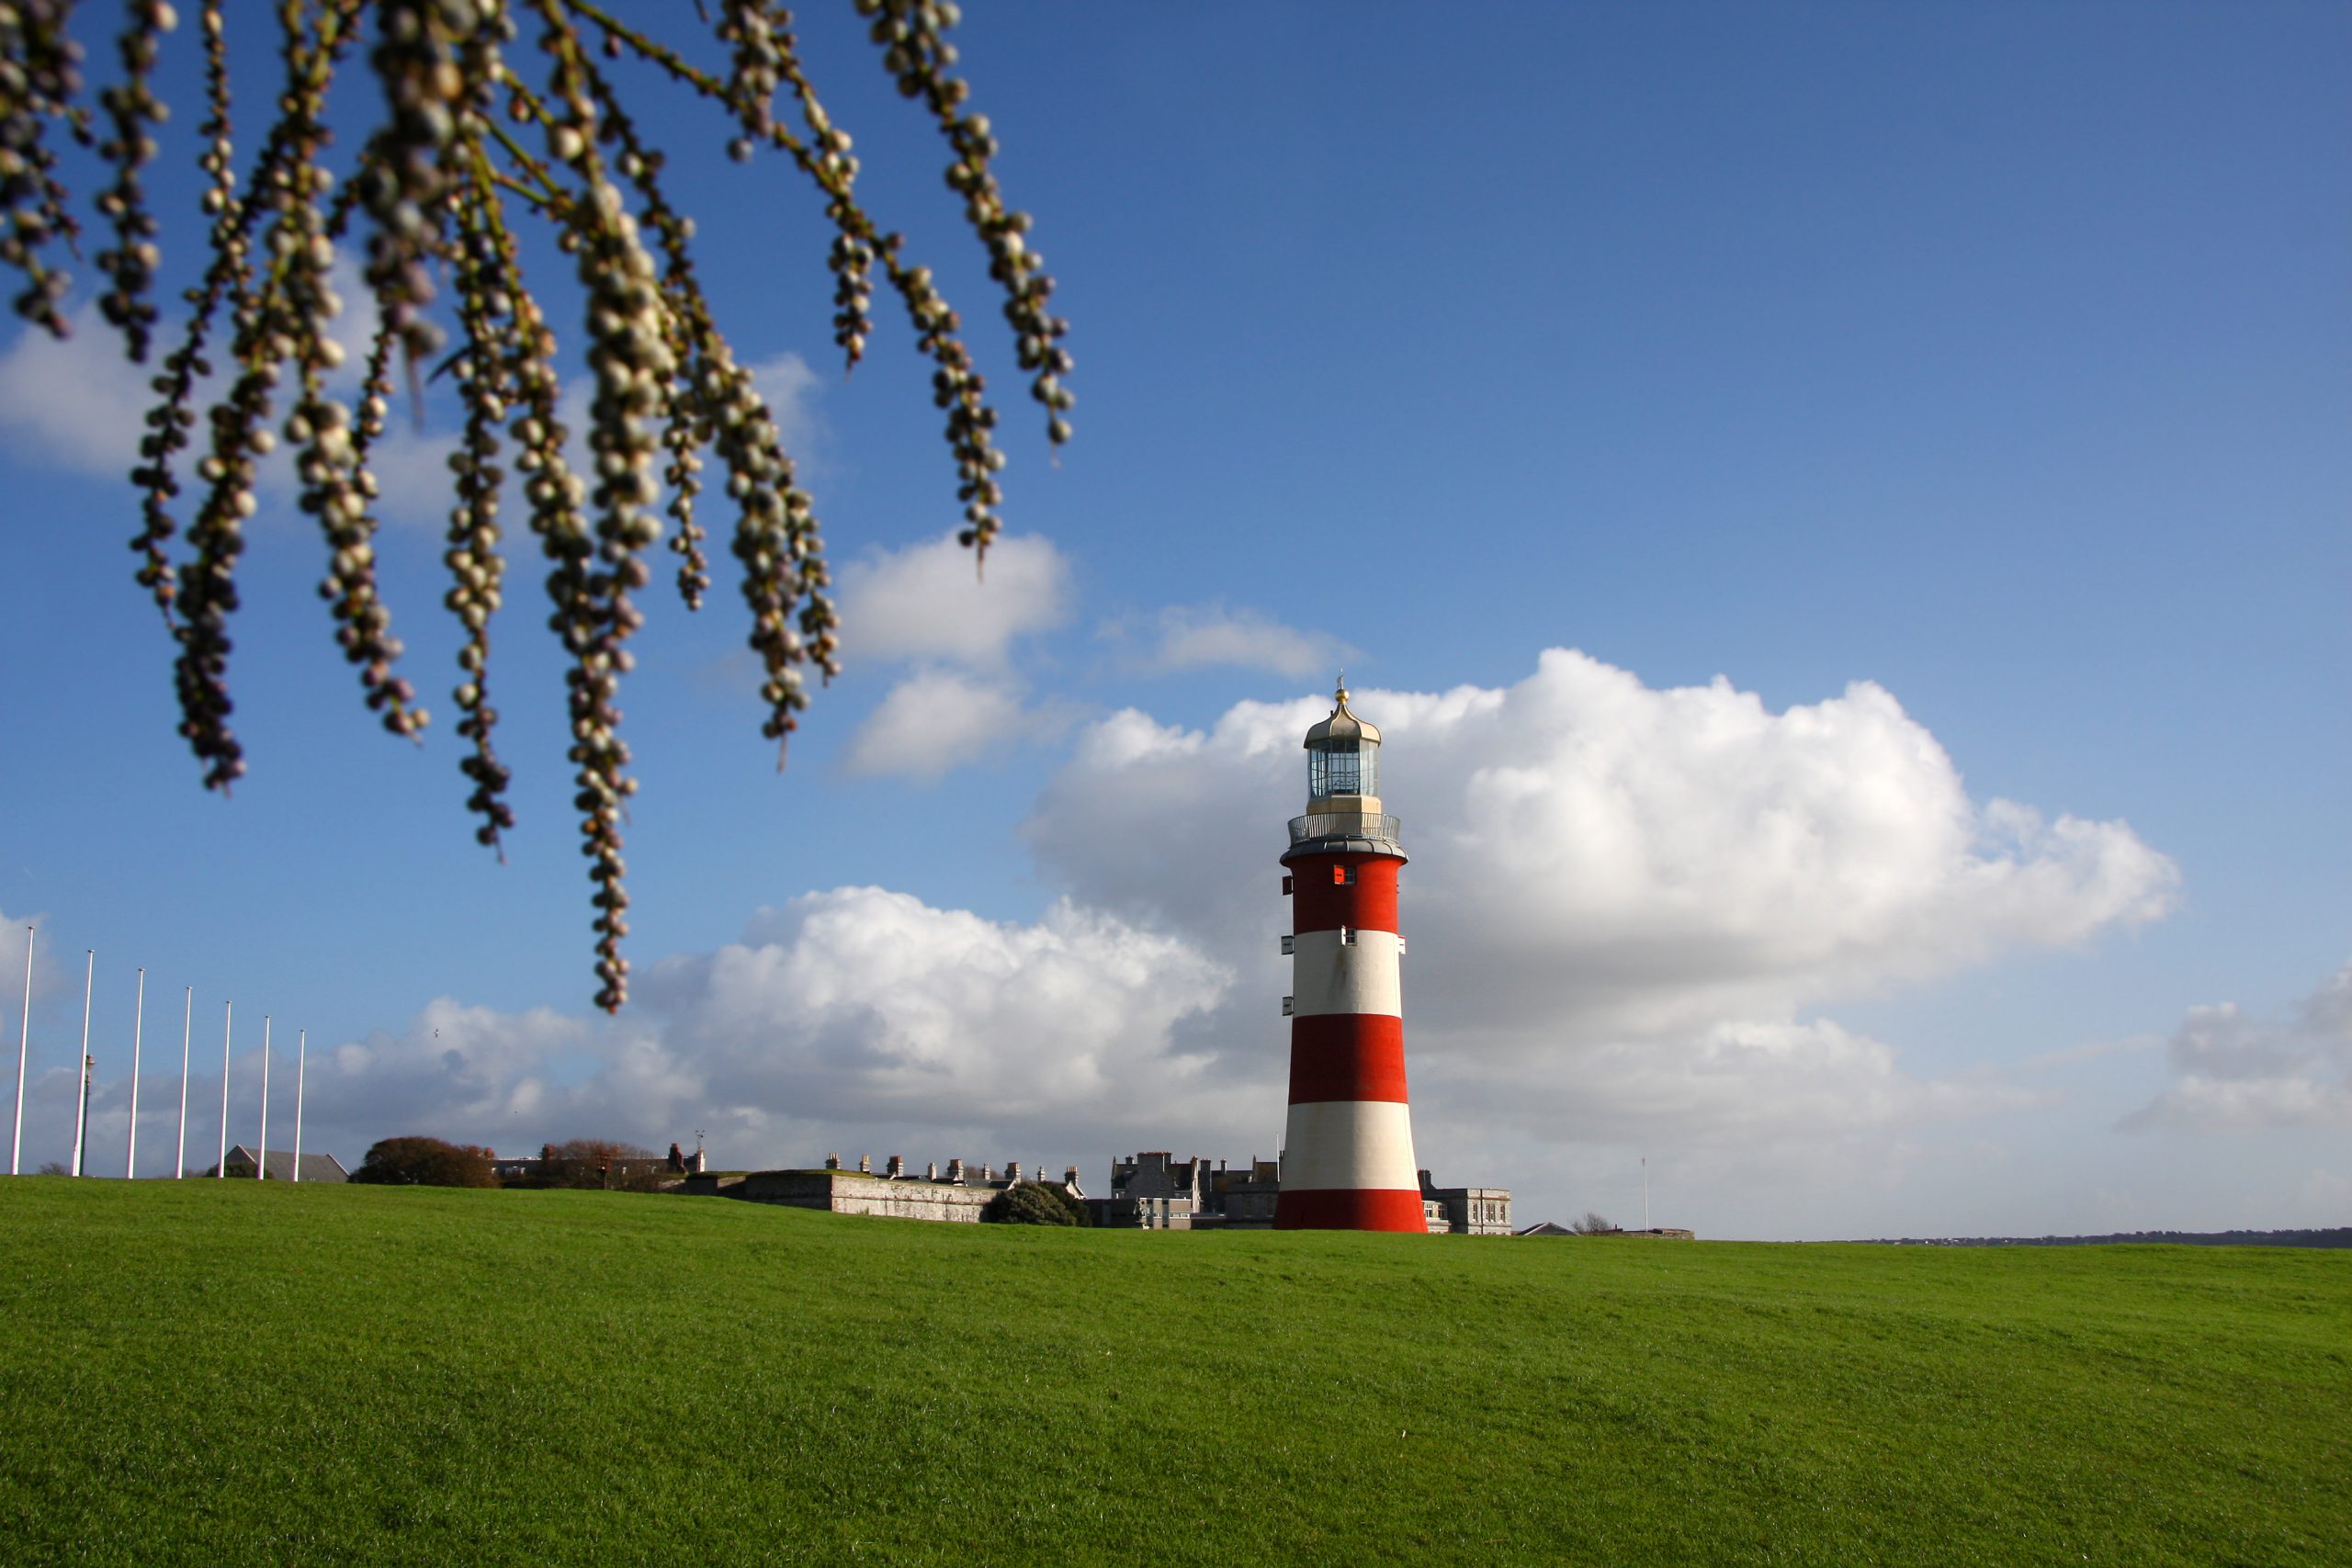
[1,1179,2344,1565]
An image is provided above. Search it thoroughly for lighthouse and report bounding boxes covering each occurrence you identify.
[1276,681,1422,1232]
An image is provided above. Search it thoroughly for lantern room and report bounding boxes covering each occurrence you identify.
[1304,680,1381,807]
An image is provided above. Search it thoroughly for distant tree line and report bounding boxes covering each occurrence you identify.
[1857,1229,2352,1250]
[349,1136,499,1187]
[351,1134,670,1191]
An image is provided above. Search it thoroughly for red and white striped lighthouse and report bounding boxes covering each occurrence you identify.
[1276,681,1421,1232]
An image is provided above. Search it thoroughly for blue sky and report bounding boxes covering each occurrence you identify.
[0,3,2344,1236]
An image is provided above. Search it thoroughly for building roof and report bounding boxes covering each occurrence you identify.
[216,1145,349,1182]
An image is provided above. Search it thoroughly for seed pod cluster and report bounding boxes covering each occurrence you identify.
[716,3,869,367]
[14,0,1071,1010]
[858,0,1072,456]
[536,2,681,1010]
[94,0,175,361]
[129,0,239,621]
[359,0,507,368]
[0,0,86,336]
[171,0,366,792]
[572,58,712,613]
[266,7,425,741]
[441,173,515,852]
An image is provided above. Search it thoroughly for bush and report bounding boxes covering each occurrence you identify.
[982,1182,1084,1226]
[349,1137,497,1188]
[534,1138,669,1193]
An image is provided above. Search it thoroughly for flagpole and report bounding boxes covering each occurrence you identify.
[256,1016,270,1180]
[291,1030,306,1183]
[70,951,93,1178]
[10,925,30,1176]
[126,968,145,1179]
[175,987,191,1178]
[216,1001,231,1179]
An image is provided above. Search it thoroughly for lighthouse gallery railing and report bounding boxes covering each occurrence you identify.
[1287,811,1401,846]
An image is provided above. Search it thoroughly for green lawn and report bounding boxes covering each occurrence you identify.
[2,1179,2344,1565]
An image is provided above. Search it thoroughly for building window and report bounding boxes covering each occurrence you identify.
[1282,874,1294,896]
[1340,926,1357,945]
[1282,996,1294,1016]
[1280,935,1295,954]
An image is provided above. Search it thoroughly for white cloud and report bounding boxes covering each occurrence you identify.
[0,908,60,1021]
[836,530,1069,667]
[1106,604,1352,677]
[0,299,825,536]
[2120,961,2352,1132]
[272,888,1238,1168]
[832,530,1075,779]
[0,306,155,479]
[1023,650,2177,1148]
[1419,1017,2040,1148]
[842,668,1070,780]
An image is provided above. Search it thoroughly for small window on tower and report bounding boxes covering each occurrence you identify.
[1280,935,1295,955]
[1340,926,1357,946]
[1332,865,1352,886]
[1282,874,1294,896]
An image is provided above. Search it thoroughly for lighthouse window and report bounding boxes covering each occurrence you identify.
[1308,740,1375,799]
[1331,865,1354,886]
[1340,926,1357,946]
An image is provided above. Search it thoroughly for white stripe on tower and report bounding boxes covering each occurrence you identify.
[1288,930,1405,1018]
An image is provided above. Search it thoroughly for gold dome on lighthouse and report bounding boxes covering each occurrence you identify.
[1303,676,1381,750]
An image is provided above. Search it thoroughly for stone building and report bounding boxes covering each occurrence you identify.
[684,1155,1085,1224]
[1090,1151,1506,1233]
[1419,1173,1514,1236]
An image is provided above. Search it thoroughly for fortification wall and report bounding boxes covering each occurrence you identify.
[732,1169,997,1223]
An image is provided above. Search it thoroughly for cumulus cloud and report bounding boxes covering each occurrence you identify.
[842,668,1073,780]
[1023,650,2177,1149]
[2120,961,2352,1132]
[836,530,1069,667]
[832,530,1075,778]
[1032,651,2176,1037]
[0,297,823,532]
[1104,604,1352,678]
[0,908,62,1021]
[0,304,168,478]
[1418,1018,2040,1148]
[282,888,1238,1168]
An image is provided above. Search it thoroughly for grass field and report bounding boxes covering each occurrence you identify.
[1,1179,2345,1565]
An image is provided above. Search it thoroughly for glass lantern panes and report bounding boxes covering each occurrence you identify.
[1308,739,1376,798]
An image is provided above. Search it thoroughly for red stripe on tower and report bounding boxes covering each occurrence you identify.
[1276,681,1424,1233]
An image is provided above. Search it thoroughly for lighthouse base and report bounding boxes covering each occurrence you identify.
[1274,1188,1427,1232]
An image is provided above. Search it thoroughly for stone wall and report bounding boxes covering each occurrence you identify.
[721,1169,1001,1223]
